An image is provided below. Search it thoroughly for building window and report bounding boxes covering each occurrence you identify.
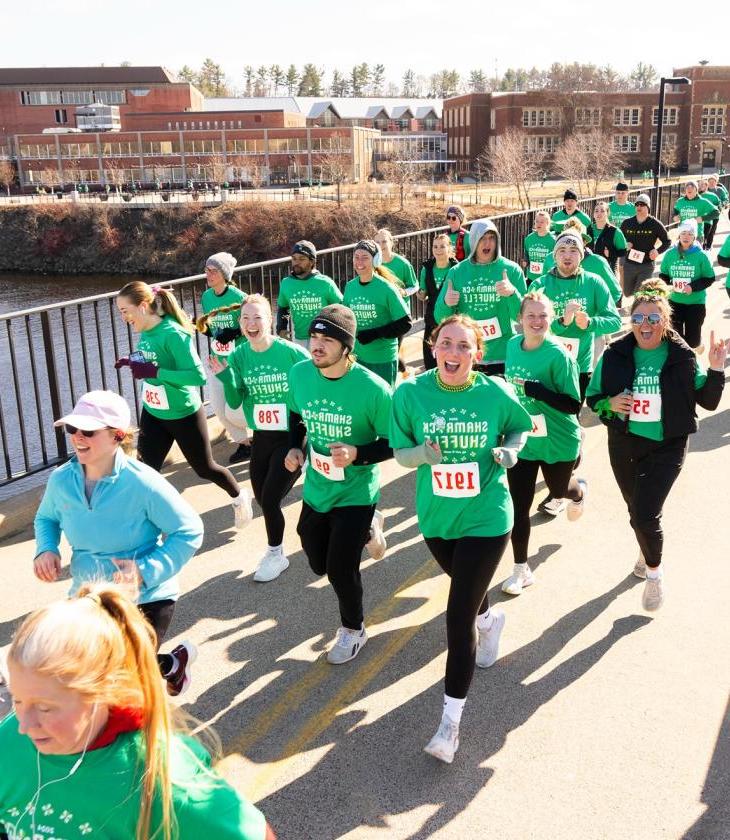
[700,106,725,135]
[523,135,559,154]
[61,90,94,105]
[522,109,561,128]
[490,110,495,130]
[613,134,640,153]
[652,106,679,126]
[21,90,62,105]
[466,109,470,127]
[650,133,677,153]
[575,107,601,127]
[465,136,470,156]
[613,108,642,127]
[93,89,126,104]
[54,108,68,124]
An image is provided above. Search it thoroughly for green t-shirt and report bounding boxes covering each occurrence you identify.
[710,184,729,205]
[719,235,730,288]
[200,284,247,361]
[588,344,707,442]
[607,200,636,228]
[383,253,418,291]
[343,275,410,364]
[529,269,621,373]
[287,360,392,512]
[661,246,715,305]
[673,195,716,236]
[418,263,452,294]
[699,189,721,220]
[543,251,622,303]
[136,316,205,419]
[217,336,309,431]
[504,334,581,463]
[0,714,268,840]
[277,271,343,340]
[389,370,532,539]
[523,231,556,282]
[551,208,592,237]
[448,229,471,259]
[432,256,527,363]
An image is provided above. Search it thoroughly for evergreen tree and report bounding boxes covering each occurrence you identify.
[370,64,385,96]
[254,65,269,97]
[298,64,323,95]
[402,69,416,97]
[178,65,197,85]
[285,64,299,95]
[629,62,658,90]
[468,69,488,93]
[243,66,255,97]
[270,64,285,96]
[330,69,349,96]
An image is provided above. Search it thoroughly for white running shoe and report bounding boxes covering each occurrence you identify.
[642,571,665,611]
[253,547,289,582]
[537,495,566,516]
[501,563,535,596]
[365,510,386,560]
[424,714,460,764]
[476,609,506,669]
[327,625,368,664]
[567,478,588,522]
[232,486,253,530]
[633,552,647,579]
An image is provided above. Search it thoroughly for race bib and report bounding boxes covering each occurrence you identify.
[476,317,503,341]
[142,382,169,410]
[310,451,345,481]
[253,402,287,431]
[554,335,580,359]
[672,278,689,293]
[529,261,544,276]
[211,338,234,356]
[628,248,645,263]
[529,414,547,437]
[630,392,661,423]
[431,462,480,498]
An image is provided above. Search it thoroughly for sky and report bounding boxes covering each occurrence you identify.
[3,0,727,90]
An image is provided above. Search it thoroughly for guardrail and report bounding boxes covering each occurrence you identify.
[1,177,727,486]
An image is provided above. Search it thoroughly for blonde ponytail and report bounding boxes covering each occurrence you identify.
[119,281,194,335]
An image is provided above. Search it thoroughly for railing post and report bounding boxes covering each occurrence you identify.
[40,310,67,461]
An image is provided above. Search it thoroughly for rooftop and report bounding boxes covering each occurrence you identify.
[204,96,442,119]
[0,66,180,86]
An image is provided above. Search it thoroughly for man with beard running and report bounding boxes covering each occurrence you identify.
[285,305,393,664]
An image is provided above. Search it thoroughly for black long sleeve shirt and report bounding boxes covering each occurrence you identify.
[620,216,671,265]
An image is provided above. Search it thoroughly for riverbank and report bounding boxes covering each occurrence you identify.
[0,200,497,276]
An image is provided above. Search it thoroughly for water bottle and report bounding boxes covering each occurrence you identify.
[616,388,633,422]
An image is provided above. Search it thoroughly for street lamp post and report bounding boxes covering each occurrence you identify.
[653,76,691,204]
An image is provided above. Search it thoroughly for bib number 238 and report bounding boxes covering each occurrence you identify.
[431,462,480,498]
[142,383,169,410]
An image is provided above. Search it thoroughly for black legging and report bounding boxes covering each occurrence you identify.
[250,429,300,546]
[422,317,437,370]
[424,533,511,699]
[139,598,176,675]
[508,458,583,564]
[607,429,688,568]
[704,218,719,250]
[669,301,706,349]
[297,502,374,630]
[138,406,239,497]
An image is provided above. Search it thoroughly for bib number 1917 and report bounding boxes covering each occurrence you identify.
[431,462,480,498]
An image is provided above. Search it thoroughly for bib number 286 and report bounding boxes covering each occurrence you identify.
[431,462,480,498]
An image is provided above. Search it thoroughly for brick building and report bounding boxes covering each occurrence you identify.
[444,65,729,177]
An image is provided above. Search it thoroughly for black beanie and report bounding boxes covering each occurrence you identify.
[309,304,357,351]
[563,189,577,201]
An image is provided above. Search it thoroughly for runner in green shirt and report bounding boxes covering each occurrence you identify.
[607,182,636,229]
[550,189,592,237]
[286,304,393,665]
[588,200,628,275]
[276,240,343,345]
[502,292,586,596]
[522,209,556,285]
[2,587,273,840]
[343,239,412,387]
[433,218,527,374]
[658,220,715,350]
[718,232,730,297]
[210,294,309,582]
[115,281,249,529]
[390,313,532,763]
[586,279,727,611]
[196,252,250,464]
[417,232,458,369]
[672,180,716,245]
[698,177,722,250]
[446,205,471,260]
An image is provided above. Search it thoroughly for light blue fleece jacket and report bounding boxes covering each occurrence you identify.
[34,450,203,604]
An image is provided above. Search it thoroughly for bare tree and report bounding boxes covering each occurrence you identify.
[40,165,62,192]
[0,159,15,195]
[314,136,351,205]
[660,143,678,179]
[552,129,625,196]
[62,159,82,189]
[478,129,547,210]
[207,152,229,187]
[103,158,126,193]
[379,145,421,210]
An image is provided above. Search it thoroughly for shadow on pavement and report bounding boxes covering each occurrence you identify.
[690,408,730,453]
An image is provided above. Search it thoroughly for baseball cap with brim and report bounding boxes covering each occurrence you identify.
[634,194,651,207]
[54,390,131,431]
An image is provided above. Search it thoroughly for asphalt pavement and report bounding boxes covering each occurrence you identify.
[1,228,729,840]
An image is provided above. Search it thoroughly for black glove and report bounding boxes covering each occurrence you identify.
[215,326,242,344]
[357,326,382,345]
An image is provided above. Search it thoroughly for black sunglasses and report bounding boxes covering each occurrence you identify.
[447,214,459,221]
[65,424,100,437]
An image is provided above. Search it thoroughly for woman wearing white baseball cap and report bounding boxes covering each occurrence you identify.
[33,390,204,697]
